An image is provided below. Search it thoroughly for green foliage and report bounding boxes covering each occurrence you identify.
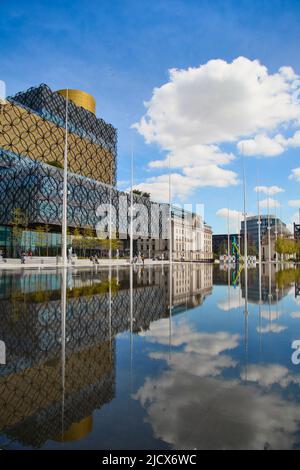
[275,236,300,255]
[100,238,122,251]
[276,268,300,288]
[72,228,83,250]
[11,277,120,303]
[133,189,151,198]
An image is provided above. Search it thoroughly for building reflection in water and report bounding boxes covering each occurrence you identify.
[0,263,213,448]
[214,263,298,305]
[0,340,5,365]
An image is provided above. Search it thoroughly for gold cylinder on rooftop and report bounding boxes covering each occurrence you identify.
[57,89,96,114]
[54,416,93,442]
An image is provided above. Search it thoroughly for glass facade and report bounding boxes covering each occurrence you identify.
[241,215,287,250]
[0,148,167,257]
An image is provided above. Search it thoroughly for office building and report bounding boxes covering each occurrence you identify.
[241,215,287,252]
[137,208,213,262]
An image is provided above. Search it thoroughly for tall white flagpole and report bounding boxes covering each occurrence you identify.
[168,153,172,358]
[267,191,271,263]
[62,89,69,267]
[227,206,230,264]
[242,146,249,381]
[109,162,112,261]
[60,268,67,439]
[168,154,172,265]
[275,203,278,264]
[242,147,248,265]
[257,174,262,266]
[130,138,134,263]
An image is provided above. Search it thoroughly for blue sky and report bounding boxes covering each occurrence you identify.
[1,0,300,233]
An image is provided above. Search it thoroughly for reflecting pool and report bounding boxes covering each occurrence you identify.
[1,263,300,450]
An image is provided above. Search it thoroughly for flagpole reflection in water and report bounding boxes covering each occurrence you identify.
[168,152,172,360]
[242,146,248,382]
[169,261,173,360]
[61,267,67,440]
[129,264,134,391]
[258,258,263,358]
[227,263,231,311]
[268,262,272,333]
[109,265,112,364]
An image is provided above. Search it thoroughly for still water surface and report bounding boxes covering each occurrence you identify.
[0,263,300,450]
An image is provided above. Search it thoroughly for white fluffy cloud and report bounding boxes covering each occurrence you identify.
[217,286,243,311]
[261,310,281,321]
[134,57,300,198]
[259,198,281,209]
[149,144,234,169]
[288,199,300,206]
[216,208,243,220]
[216,208,244,231]
[254,185,284,195]
[134,372,300,449]
[238,134,285,157]
[136,58,300,146]
[238,130,300,157]
[257,324,287,334]
[139,317,240,356]
[149,351,237,379]
[245,364,300,388]
[289,167,300,182]
[132,166,238,203]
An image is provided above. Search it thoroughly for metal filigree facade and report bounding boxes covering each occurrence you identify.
[0,84,168,252]
[1,84,116,185]
[0,149,165,240]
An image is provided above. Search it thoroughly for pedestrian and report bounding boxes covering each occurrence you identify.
[21,251,26,264]
[141,255,145,266]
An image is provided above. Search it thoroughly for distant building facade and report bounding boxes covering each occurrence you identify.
[212,234,239,256]
[241,215,287,253]
[203,223,213,261]
[261,225,294,261]
[136,207,213,262]
[295,222,300,262]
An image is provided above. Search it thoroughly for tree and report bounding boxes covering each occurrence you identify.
[10,208,28,257]
[100,238,122,257]
[275,237,296,257]
[133,189,151,198]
